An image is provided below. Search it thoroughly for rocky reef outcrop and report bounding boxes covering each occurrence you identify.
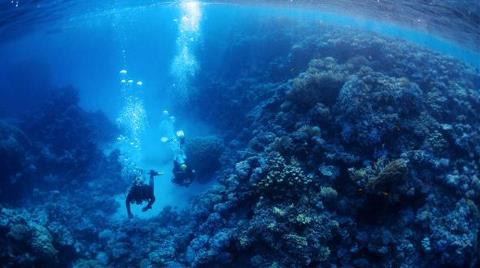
[185,136,225,182]
[162,22,480,267]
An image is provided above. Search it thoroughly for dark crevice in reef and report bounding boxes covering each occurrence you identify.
[1,20,480,267]
[356,192,427,226]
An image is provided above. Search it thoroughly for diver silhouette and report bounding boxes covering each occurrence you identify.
[126,169,163,218]
[171,130,197,186]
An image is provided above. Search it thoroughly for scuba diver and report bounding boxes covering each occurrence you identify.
[171,130,197,186]
[159,111,197,186]
[126,169,163,218]
[172,158,196,186]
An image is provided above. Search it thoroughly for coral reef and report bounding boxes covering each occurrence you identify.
[185,136,224,182]
[251,152,312,200]
[165,22,480,267]
[0,207,71,267]
[0,121,34,203]
[349,158,409,195]
[21,87,118,185]
[285,57,349,110]
[0,86,125,266]
[1,21,479,268]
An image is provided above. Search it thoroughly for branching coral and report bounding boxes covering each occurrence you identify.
[366,158,408,192]
[349,158,408,193]
[252,152,312,200]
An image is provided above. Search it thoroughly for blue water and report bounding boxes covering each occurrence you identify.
[1,3,478,115]
[0,1,479,267]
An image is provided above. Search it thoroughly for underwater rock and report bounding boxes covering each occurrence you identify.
[185,136,225,182]
[30,222,58,260]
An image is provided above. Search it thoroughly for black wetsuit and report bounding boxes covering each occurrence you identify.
[126,173,155,218]
[172,161,196,186]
